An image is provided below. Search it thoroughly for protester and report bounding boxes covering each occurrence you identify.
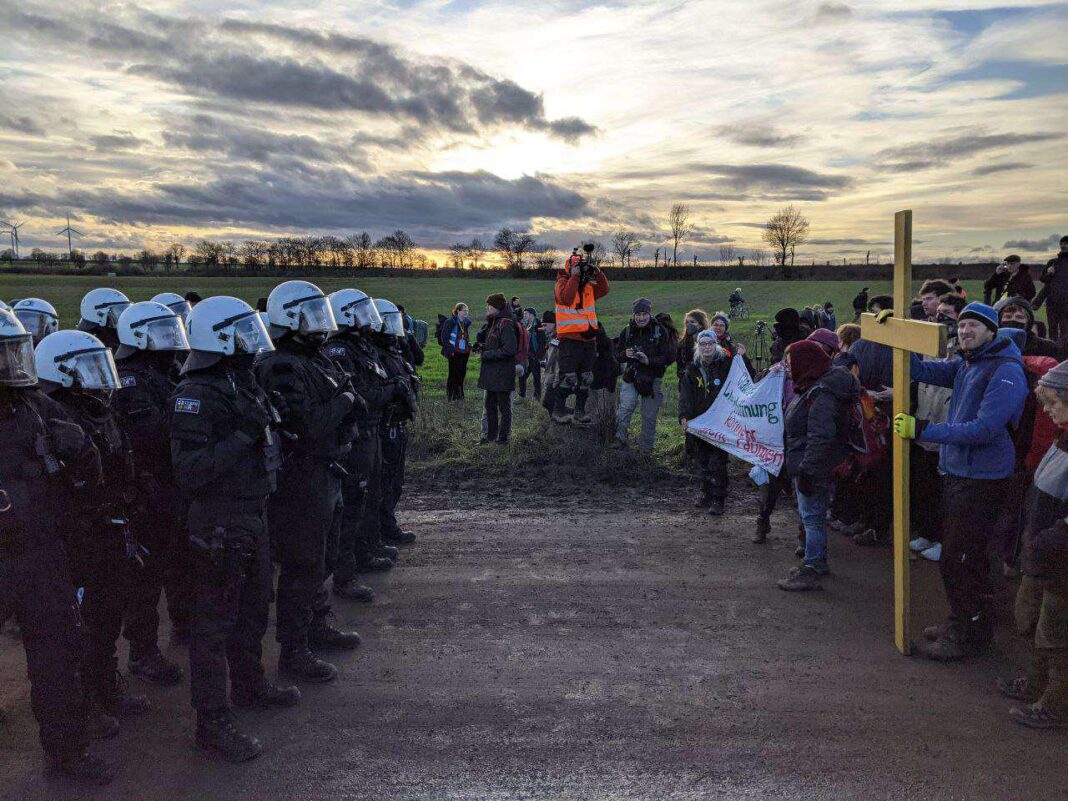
[552,248,609,424]
[849,295,894,392]
[677,309,710,377]
[893,302,1029,660]
[998,360,1068,729]
[1034,236,1068,345]
[807,328,840,359]
[836,323,861,353]
[441,302,472,400]
[477,294,519,444]
[770,308,804,364]
[824,302,837,330]
[614,298,672,452]
[540,311,560,417]
[852,287,869,322]
[919,280,954,321]
[1005,256,1036,301]
[590,323,622,440]
[679,330,733,516]
[777,340,860,591]
[994,297,1062,359]
[518,307,543,400]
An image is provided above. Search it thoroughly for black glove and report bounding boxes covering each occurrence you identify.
[234,415,266,445]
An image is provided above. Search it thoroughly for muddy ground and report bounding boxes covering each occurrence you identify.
[0,483,1064,801]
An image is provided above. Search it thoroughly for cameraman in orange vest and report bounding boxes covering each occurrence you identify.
[552,245,610,425]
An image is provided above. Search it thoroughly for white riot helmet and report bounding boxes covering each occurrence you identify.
[34,330,120,392]
[185,296,274,356]
[0,309,37,387]
[79,288,131,329]
[116,301,190,358]
[13,298,60,343]
[266,280,337,336]
[329,289,382,332]
[0,300,10,312]
[373,299,404,337]
[151,292,192,325]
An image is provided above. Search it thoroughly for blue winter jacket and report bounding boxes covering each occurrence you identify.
[911,336,1028,480]
[441,315,471,357]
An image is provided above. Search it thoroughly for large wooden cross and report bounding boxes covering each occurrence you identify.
[859,210,947,655]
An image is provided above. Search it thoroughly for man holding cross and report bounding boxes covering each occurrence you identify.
[893,302,1029,660]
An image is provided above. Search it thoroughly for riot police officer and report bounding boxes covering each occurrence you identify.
[113,302,192,684]
[324,289,396,602]
[170,296,299,762]
[35,329,151,729]
[77,288,131,351]
[0,311,113,784]
[371,299,418,547]
[12,297,60,345]
[257,281,361,684]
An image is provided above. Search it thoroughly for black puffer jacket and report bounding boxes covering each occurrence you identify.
[1020,437,1068,593]
[783,366,859,484]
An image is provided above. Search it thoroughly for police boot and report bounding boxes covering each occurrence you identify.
[279,646,338,683]
[50,750,115,785]
[375,544,400,561]
[309,611,362,651]
[231,678,302,709]
[196,710,263,762]
[129,648,184,686]
[333,579,375,603]
[383,529,417,546]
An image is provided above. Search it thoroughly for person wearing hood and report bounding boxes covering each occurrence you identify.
[777,340,861,591]
[852,288,869,322]
[679,330,734,516]
[1034,236,1068,345]
[893,302,1030,660]
[477,293,519,443]
[613,298,672,452]
[848,294,894,393]
[770,308,803,364]
[994,296,1063,359]
[998,360,1068,730]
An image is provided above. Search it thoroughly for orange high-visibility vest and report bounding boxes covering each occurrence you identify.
[555,281,599,335]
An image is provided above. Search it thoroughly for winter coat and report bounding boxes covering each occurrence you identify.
[614,319,673,382]
[553,268,610,341]
[783,366,860,485]
[441,315,471,358]
[1020,438,1068,593]
[679,356,732,456]
[911,336,1029,480]
[852,291,869,314]
[915,338,959,453]
[1037,253,1068,308]
[983,269,1011,305]
[477,309,519,392]
[849,338,893,391]
[1023,331,1064,360]
[1007,265,1036,301]
[591,325,621,392]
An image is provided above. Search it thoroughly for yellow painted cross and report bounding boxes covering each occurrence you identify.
[859,210,947,655]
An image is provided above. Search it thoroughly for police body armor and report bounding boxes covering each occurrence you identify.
[374,339,418,428]
[322,334,393,431]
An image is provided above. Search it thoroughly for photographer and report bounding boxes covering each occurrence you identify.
[613,298,671,452]
[552,245,610,425]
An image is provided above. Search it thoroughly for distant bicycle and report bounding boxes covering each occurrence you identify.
[729,302,750,320]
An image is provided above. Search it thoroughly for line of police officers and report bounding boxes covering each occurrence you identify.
[0,280,421,783]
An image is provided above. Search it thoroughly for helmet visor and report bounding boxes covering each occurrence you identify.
[142,316,190,351]
[0,335,37,386]
[233,312,275,355]
[381,311,404,337]
[166,300,192,325]
[104,301,132,328]
[349,297,382,330]
[15,309,59,340]
[297,297,338,335]
[67,348,121,390]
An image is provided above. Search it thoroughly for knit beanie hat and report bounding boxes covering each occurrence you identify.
[786,340,832,391]
[1038,359,1068,392]
[633,297,652,314]
[711,311,730,329]
[696,329,718,345]
[541,310,556,324]
[524,306,537,318]
[774,307,800,330]
[994,296,1035,328]
[486,293,507,311]
[959,301,999,333]
[807,328,841,353]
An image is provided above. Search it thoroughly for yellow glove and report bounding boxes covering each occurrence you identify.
[875,309,894,324]
[893,413,917,439]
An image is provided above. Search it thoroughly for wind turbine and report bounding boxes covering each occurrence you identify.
[56,213,83,261]
[8,222,24,259]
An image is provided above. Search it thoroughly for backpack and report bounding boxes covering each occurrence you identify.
[833,391,889,479]
[435,314,449,347]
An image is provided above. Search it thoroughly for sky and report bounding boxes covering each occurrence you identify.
[0,0,1065,264]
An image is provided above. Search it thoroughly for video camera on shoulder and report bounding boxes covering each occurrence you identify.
[570,243,598,277]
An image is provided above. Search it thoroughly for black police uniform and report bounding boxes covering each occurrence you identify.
[372,334,418,544]
[169,361,278,712]
[114,351,194,659]
[0,387,99,763]
[50,388,143,715]
[255,336,358,662]
[76,321,120,352]
[322,331,394,581]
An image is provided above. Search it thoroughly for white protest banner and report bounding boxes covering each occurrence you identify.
[686,359,786,475]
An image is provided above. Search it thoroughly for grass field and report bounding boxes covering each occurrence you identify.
[0,273,985,482]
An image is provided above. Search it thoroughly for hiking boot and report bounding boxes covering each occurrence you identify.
[794,545,805,558]
[309,613,361,651]
[383,529,416,546]
[356,555,394,572]
[231,678,301,709]
[997,676,1042,702]
[86,708,119,740]
[333,579,375,603]
[196,710,263,762]
[777,565,823,592]
[923,623,950,642]
[708,499,725,516]
[375,544,400,561]
[129,649,184,686]
[49,750,114,785]
[753,516,770,544]
[279,646,338,683]
[551,411,573,425]
[1009,703,1067,730]
[97,672,150,717]
[694,494,713,509]
[918,631,974,662]
[573,411,593,426]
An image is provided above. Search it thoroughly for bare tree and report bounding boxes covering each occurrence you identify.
[346,233,375,269]
[718,244,736,266]
[494,228,537,273]
[611,230,642,267]
[167,243,185,270]
[761,205,810,277]
[531,244,560,271]
[448,242,468,269]
[466,238,486,269]
[668,204,693,266]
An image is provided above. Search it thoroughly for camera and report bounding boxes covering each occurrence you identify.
[755,320,768,332]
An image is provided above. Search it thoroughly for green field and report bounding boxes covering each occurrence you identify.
[0,274,984,481]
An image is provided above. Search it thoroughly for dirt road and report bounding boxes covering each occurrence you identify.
[0,485,1063,800]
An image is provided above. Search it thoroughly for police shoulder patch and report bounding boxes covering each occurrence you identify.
[174,397,201,414]
[325,343,345,357]
[121,375,137,388]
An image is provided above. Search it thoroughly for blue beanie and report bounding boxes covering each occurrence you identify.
[633,297,652,314]
[959,301,999,333]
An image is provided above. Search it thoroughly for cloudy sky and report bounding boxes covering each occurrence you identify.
[0,0,1065,263]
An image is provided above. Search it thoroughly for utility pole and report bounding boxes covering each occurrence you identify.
[56,213,83,261]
